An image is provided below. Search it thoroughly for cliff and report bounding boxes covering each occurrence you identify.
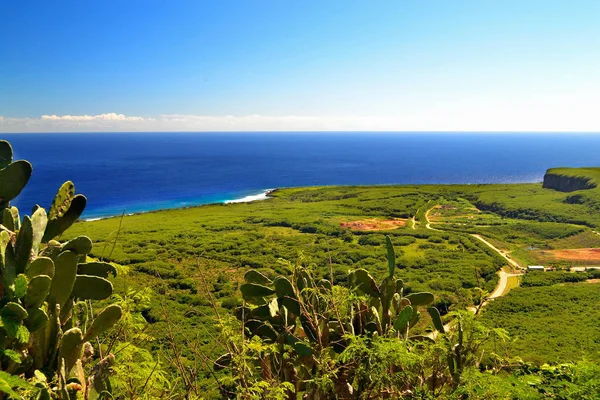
[542,168,600,192]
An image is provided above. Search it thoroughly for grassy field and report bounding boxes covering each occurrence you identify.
[62,177,600,365]
[481,282,600,364]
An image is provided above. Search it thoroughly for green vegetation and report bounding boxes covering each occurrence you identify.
[543,167,600,192]
[4,138,600,399]
[481,282,600,365]
[0,140,128,399]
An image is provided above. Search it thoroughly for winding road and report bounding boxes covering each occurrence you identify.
[423,205,523,301]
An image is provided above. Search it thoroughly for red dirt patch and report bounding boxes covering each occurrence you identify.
[536,248,600,261]
[340,219,406,231]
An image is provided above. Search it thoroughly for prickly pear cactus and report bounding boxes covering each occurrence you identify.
[0,140,122,399]
[348,235,437,339]
[218,235,447,398]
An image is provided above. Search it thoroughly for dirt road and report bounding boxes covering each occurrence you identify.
[471,234,522,270]
[424,206,440,231]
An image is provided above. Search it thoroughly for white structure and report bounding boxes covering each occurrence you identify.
[527,265,545,272]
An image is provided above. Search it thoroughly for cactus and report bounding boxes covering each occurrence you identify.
[405,292,435,307]
[59,328,84,374]
[62,236,93,255]
[42,194,87,242]
[427,306,445,334]
[48,251,79,308]
[220,236,447,399]
[71,275,114,300]
[0,160,32,208]
[240,282,276,300]
[83,305,123,341]
[347,235,437,337]
[0,140,12,169]
[26,257,55,279]
[0,140,122,399]
[244,269,272,285]
[24,275,52,309]
[77,261,117,278]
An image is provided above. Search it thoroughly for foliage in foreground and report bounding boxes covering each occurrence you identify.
[212,237,507,398]
[4,137,600,399]
[0,140,126,399]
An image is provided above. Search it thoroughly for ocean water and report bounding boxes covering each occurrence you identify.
[3,132,600,219]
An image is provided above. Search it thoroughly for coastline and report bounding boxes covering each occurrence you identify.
[81,188,278,222]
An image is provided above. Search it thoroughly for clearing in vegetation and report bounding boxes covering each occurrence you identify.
[533,247,600,263]
[340,218,407,231]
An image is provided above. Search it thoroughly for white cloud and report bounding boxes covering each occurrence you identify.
[41,113,147,122]
[2,100,600,133]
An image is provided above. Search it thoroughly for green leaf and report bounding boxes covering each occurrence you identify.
[24,275,52,309]
[16,325,30,344]
[30,207,48,255]
[0,370,36,398]
[84,304,122,340]
[25,308,48,332]
[1,302,28,321]
[2,208,15,231]
[14,215,33,275]
[1,349,21,364]
[43,194,87,242]
[293,342,312,357]
[48,250,78,307]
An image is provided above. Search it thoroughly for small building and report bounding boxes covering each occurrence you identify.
[527,265,545,272]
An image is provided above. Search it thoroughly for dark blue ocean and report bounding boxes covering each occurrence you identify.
[3,132,600,219]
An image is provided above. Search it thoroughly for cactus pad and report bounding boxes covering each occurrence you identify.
[351,268,380,296]
[26,257,54,279]
[62,236,93,255]
[71,275,114,300]
[24,275,52,309]
[84,305,122,340]
[240,283,275,300]
[14,215,33,274]
[48,251,78,308]
[0,140,12,169]
[244,269,272,285]
[405,292,434,307]
[59,328,84,373]
[0,160,32,204]
[274,276,294,299]
[43,194,87,242]
[77,261,117,278]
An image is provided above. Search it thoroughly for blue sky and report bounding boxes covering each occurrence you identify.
[2,0,600,132]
